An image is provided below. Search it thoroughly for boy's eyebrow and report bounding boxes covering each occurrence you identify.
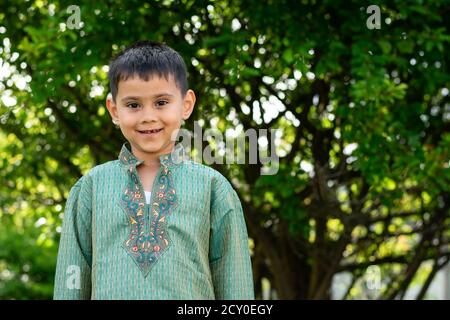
[121,93,175,101]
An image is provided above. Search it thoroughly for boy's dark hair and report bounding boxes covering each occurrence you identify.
[108,40,188,102]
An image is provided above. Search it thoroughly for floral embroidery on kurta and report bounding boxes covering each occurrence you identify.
[118,142,181,277]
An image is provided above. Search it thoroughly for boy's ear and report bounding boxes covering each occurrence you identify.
[106,93,119,121]
[182,89,196,120]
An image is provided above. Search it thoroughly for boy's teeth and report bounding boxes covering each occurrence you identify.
[141,129,160,133]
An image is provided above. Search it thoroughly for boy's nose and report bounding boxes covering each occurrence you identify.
[141,105,159,122]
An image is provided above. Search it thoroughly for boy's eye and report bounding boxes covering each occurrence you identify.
[126,102,140,109]
[156,100,168,107]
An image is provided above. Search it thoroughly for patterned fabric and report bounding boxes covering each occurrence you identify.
[119,143,179,277]
[53,142,254,300]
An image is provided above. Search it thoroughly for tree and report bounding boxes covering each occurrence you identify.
[0,0,448,299]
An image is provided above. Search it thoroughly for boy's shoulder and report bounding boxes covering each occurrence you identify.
[184,160,239,199]
[84,159,121,178]
[66,160,119,194]
[183,159,233,185]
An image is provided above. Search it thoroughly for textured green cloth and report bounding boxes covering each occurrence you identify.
[53,142,254,300]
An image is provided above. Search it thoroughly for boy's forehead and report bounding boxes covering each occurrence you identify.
[117,73,179,97]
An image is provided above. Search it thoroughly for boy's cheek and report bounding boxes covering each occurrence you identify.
[119,117,139,128]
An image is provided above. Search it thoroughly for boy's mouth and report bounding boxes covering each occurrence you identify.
[137,128,164,135]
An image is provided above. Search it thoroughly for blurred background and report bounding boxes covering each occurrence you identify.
[0,0,449,299]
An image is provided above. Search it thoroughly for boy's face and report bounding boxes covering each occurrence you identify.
[106,74,195,162]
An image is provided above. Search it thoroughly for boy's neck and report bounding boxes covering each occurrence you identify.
[130,141,176,168]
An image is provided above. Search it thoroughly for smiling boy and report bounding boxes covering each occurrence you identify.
[53,41,254,300]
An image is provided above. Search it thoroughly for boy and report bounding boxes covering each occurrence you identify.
[53,41,254,300]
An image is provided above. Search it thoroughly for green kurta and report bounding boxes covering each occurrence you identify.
[53,142,254,300]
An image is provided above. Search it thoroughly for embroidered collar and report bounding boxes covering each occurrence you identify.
[118,141,186,168]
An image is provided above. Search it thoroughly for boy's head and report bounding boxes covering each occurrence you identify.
[106,40,195,161]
